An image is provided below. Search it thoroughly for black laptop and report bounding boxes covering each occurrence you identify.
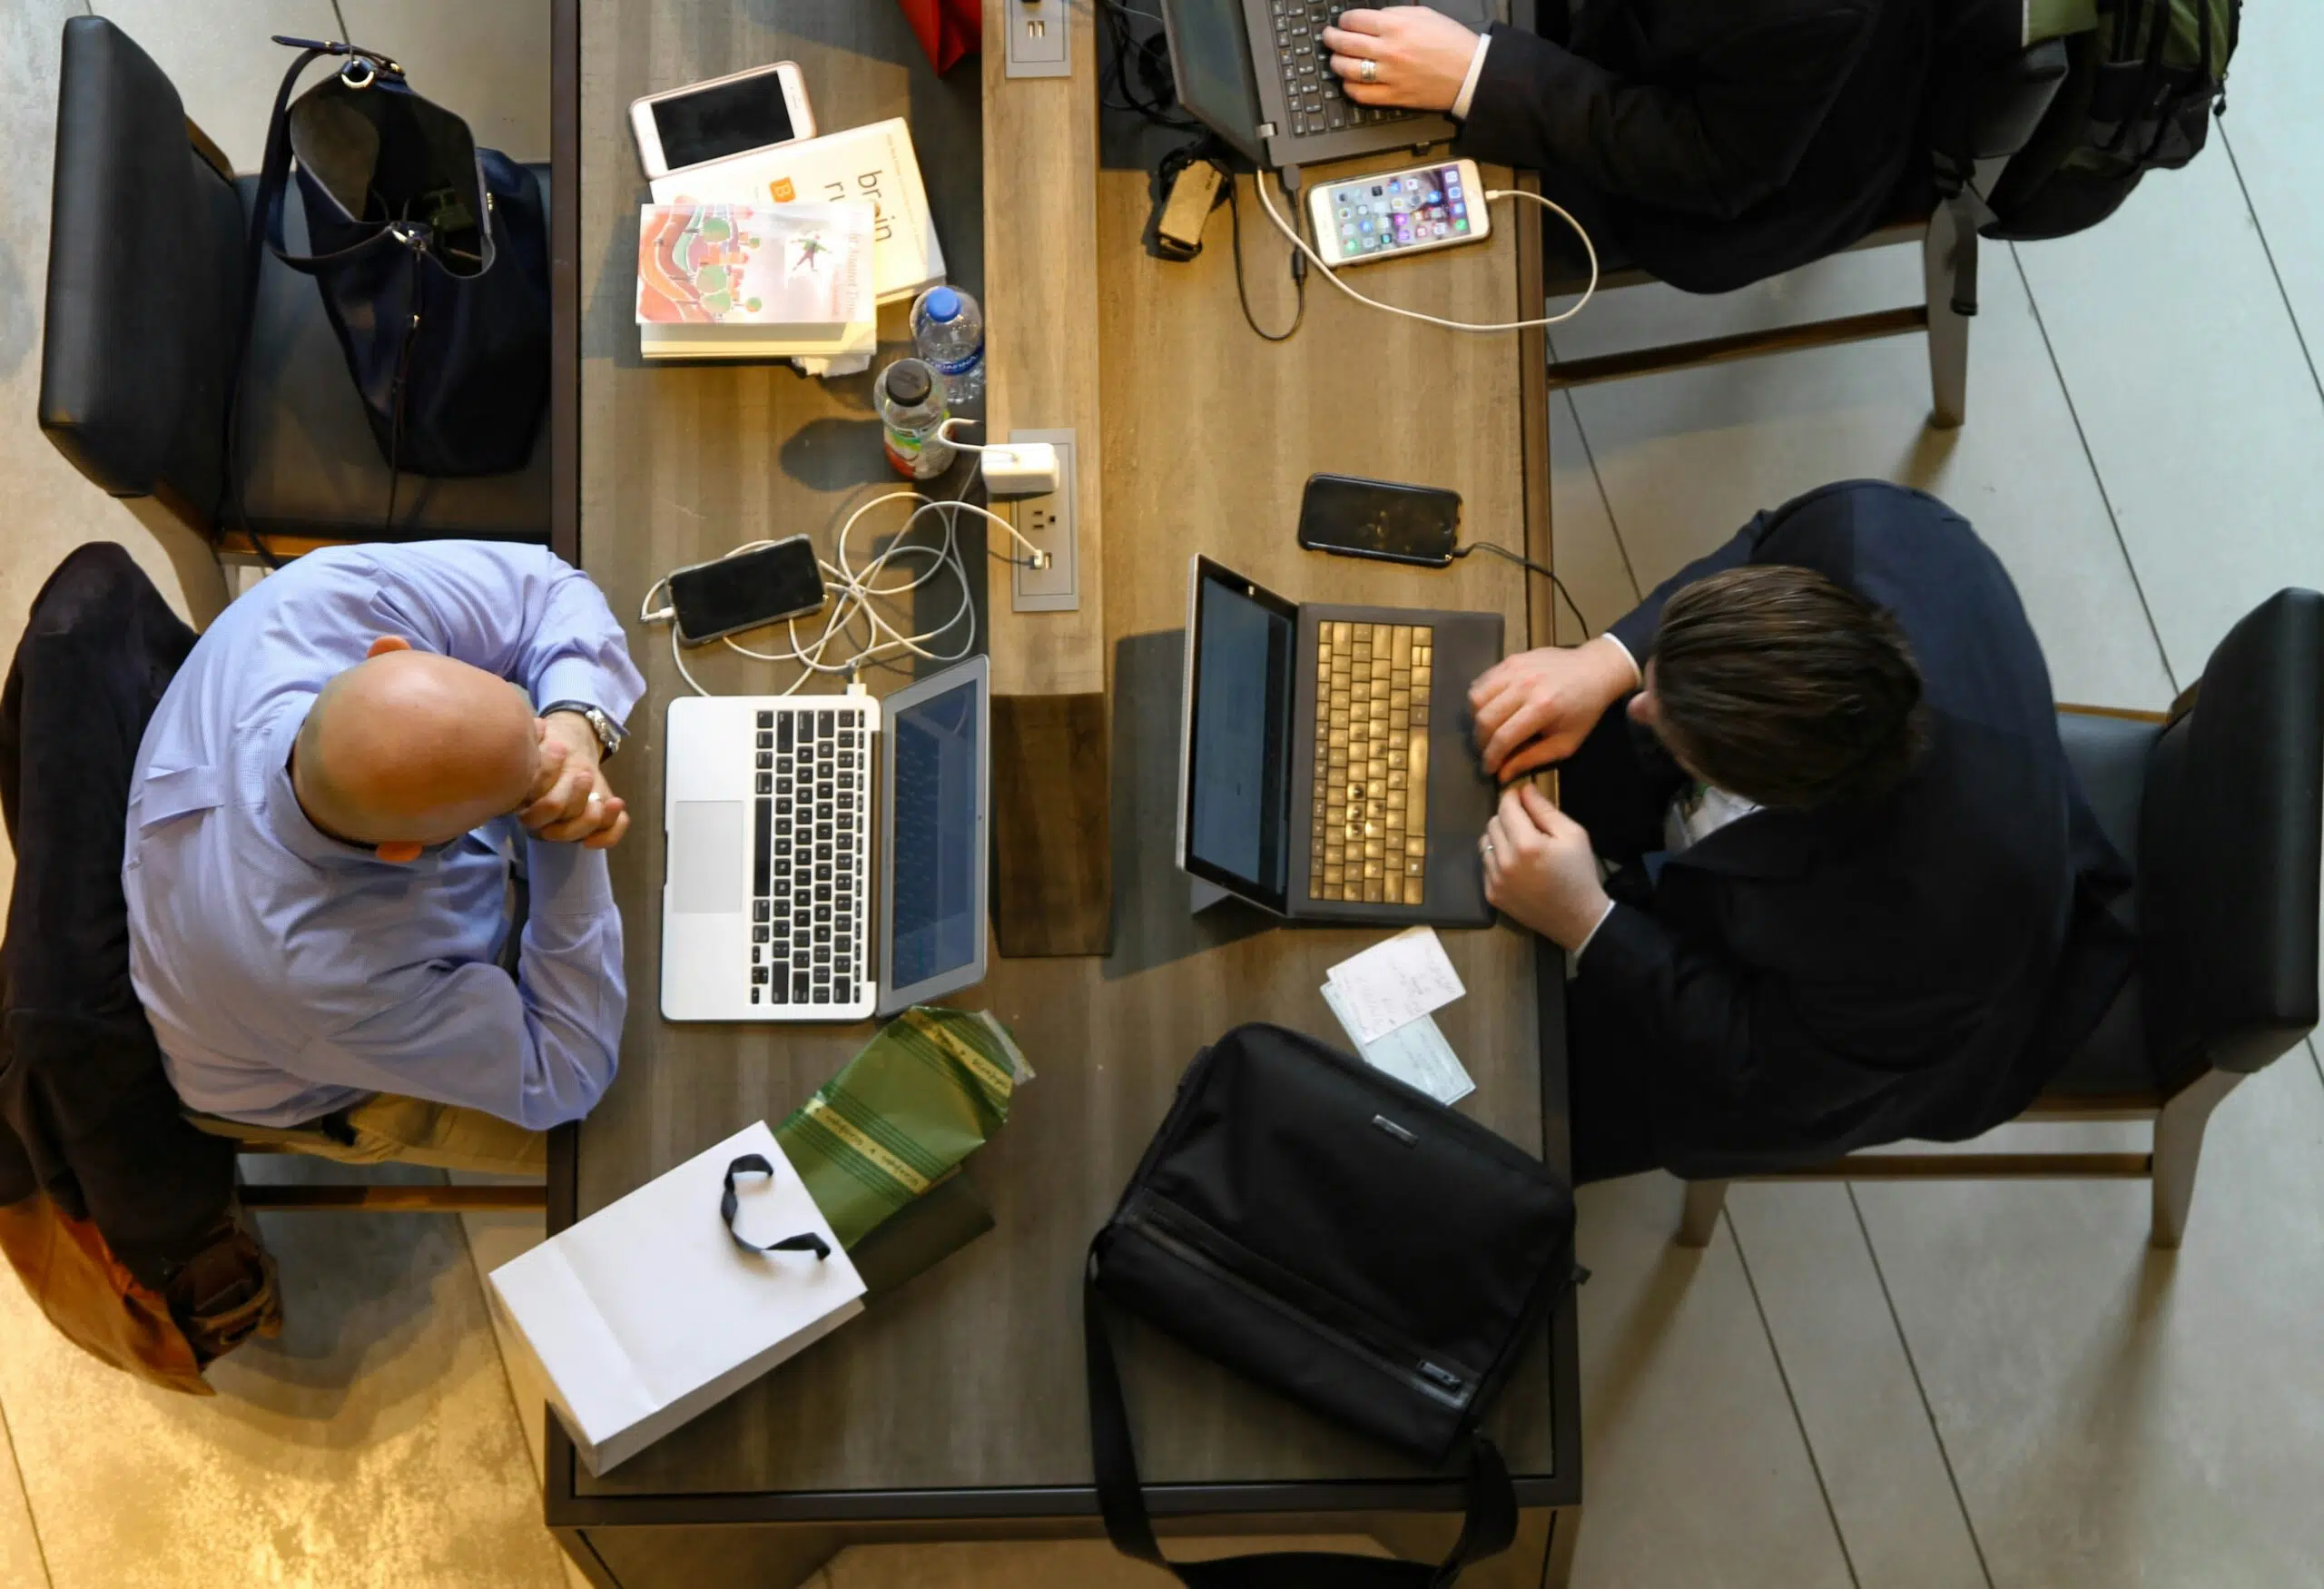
[1159,0,1508,172]
[1177,557,1502,928]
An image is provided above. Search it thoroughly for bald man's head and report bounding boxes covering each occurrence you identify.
[292,640,540,859]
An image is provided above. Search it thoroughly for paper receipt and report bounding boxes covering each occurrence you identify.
[1324,926,1467,1046]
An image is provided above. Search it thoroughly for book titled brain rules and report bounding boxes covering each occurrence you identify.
[635,199,875,355]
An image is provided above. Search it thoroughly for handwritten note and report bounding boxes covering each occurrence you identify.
[1324,927,1466,1046]
[1320,981,1477,1106]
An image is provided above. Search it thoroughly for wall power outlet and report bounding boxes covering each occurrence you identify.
[1009,429,1078,612]
[1002,0,1069,79]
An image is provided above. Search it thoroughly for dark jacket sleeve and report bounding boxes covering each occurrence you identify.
[1577,901,1807,1112]
[1457,5,1879,220]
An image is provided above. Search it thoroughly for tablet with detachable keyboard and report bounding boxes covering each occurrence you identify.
[1176,557,1499,929]
[660,656,989,1022]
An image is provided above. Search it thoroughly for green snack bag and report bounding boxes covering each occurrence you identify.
[775,1007,1029,1250]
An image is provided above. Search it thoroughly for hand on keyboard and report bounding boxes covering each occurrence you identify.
[1323,6,1482,114]
[1469,636,1641,782]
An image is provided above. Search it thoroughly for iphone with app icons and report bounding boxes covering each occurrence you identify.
[1306,157,1490,268]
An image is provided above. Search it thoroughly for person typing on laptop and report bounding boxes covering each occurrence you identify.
[1464,482,2133,1183]
[1318,0,1934,293]
[125,542,645,1176]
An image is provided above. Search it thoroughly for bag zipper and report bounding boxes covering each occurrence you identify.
[1118,1199,1477,1413]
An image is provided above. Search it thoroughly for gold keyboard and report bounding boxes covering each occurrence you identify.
[1310,621,1433,904]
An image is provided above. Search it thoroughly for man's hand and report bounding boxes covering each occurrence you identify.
[1322,8,1480,112]
[1482,785,1610,949]
[523,713,629,849]
[1469,635,1639,781]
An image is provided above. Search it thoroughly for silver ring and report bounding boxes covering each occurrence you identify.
[1359,57,1379,84]
[1481,839,1495,856]
[588,792,604,804]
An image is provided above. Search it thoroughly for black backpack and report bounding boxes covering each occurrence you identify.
[1085,1024,1577,1586]
[1986,0,2241,240]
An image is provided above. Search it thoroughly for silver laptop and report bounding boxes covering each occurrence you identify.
[661,657,990,1022]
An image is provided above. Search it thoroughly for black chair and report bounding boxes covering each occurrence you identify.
[1543,21,2075,430]
[1677,590,2324,1249]
[36,15,550,563]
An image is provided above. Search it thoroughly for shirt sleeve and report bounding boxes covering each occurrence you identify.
[286,842,625,1130]
[1451,31,1493,121]
[1569,895,1620,963]
[359,541,646,727]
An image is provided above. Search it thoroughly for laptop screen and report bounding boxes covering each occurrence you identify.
[1187,567,1295,906]
[887,674,983,994]
[1159,0,1266,166]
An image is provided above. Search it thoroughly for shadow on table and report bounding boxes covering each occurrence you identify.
[1106,627,1276,981]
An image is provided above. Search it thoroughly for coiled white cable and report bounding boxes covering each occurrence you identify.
[1253,174,1598,333]
[638,477,1038,697]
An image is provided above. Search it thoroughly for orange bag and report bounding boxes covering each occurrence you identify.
[898,0,982,74]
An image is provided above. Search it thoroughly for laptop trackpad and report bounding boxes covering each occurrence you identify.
[670,800,745,914]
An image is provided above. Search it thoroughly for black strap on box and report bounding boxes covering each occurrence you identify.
[720,1154,831,1260]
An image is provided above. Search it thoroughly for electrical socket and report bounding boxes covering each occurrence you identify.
[1002,0,1069,79]
[1009,429,1078,612]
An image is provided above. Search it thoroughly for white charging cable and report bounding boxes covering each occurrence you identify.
[637,479,1038,697]
[1253,175,1597,333]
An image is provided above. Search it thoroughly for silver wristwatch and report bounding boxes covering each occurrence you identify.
[543,701,624,761]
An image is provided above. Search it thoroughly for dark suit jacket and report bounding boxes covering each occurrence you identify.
[1568,482,2133,1177]
[1458,0,1934,292]
[0,544,238,1285]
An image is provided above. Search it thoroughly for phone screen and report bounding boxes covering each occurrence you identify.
[651,73,796,171]
[1321,162,1475,262]
[1298,476,1461,567]
[670,540,825,643]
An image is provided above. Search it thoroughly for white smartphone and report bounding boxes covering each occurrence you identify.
[629,63,817,181]
[1307,157,1491,268]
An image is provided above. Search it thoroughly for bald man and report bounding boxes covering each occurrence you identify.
[124,542,645,1174]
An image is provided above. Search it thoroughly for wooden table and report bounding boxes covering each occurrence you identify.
[544,3,1578,1584]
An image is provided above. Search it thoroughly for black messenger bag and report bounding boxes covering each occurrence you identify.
[1085,1024,1577,1587]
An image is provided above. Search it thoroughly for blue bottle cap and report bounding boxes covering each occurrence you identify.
[922,287,962,322]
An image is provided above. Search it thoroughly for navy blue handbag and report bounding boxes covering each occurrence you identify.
[231,36,548,497]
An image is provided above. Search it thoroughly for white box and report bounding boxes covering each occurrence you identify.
[649,117,948,305]
[487,1122,865,1475]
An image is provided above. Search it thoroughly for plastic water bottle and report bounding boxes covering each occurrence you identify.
[876,357,955,480]
[911,285,986,407]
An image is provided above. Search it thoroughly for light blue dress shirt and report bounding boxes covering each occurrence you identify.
[124,542,647,1131]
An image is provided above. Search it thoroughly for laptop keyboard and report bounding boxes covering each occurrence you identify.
[1270,1,1423,139]
[1310,621,1433,905]
[751,704,872,1009]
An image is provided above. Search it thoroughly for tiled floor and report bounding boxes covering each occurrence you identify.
[3,3,2322,1586]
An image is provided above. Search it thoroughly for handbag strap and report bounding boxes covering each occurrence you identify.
[219,37,429,548]
[251,39,425,277]
[1083,1252,1520,1589]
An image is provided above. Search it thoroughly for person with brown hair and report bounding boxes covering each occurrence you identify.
[1469,481,2134,1183]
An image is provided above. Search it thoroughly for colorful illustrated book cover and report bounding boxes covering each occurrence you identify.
[635,200,873,336]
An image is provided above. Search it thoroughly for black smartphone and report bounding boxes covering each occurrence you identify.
[668,536,827,645]
[1296,474,1462,568]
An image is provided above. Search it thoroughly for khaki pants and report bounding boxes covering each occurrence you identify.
[190,1093,547,1177]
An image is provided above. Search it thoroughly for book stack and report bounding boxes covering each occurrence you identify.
[650,117,947,309]
[635,199,877,364]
